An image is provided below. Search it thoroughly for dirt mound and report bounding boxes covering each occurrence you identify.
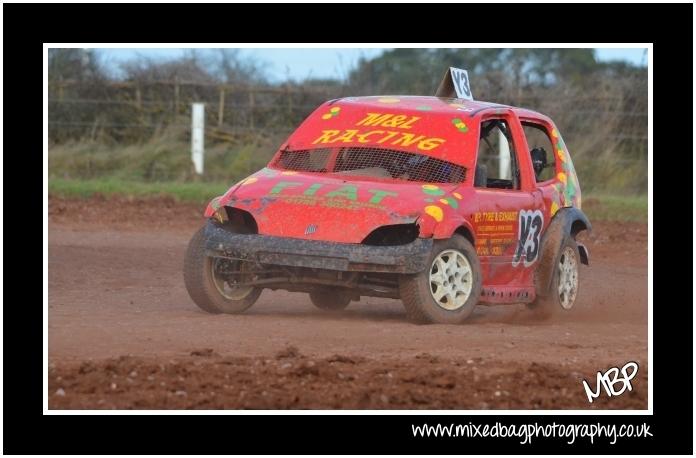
[49,195,205,231]
[48,354,647,410]
[48,196,648,409]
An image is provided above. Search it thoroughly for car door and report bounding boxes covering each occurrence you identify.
[472,111,542,286]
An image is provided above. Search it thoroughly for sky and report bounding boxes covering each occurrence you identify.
[96,47,648,82]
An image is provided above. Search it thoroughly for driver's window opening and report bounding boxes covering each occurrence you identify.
[274,146,467,184]
[334,147,466,183]
[521,122,556,182]
[277,147,332,172]
[475,119,520,190]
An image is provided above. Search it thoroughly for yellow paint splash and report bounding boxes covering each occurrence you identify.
[550,201,560,217]
[240,177,258,186]
[321,106,340,120]
[557,172,567,184]
[452,192,463,200]
[424,205,444,222]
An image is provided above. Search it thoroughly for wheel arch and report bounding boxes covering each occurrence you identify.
[431,217,476,244]
[454,225,475,246]
[534,207,591,298]
[211,206,259,234]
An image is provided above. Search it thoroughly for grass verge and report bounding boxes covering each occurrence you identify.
[49,178,230,203]
[580,194,648,222]
[48,178,648,223]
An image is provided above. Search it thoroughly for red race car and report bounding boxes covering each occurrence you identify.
[184,94,590,324]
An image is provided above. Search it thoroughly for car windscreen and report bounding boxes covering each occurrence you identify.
[272,146,467,184]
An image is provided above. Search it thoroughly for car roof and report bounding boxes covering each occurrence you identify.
[282,95,553,168]
[335,95,551,122]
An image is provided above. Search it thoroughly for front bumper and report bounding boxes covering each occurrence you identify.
[204,222,433,274]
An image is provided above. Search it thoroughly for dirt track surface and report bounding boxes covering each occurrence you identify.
[48,196,649,409]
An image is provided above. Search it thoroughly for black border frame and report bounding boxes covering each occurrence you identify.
[4,2,692,454]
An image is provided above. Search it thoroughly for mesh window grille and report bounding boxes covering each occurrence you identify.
[273,147,467,184]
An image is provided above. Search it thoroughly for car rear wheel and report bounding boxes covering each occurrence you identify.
[309,288,352,311]
[399,235,482,324]
[528,237,580,317]
[184,226,262,314]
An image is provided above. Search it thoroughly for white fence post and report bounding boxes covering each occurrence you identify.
[191,103,205,175]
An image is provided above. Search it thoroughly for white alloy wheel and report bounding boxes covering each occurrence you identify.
[557,246,578,309]
[428,249,473,310]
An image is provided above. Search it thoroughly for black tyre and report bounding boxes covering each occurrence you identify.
[309,288,351,311]
[399,235,482,324]
[527,237,580,317]
[183,226,262,314]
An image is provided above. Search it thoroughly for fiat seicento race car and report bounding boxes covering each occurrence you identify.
[184,94,590,324]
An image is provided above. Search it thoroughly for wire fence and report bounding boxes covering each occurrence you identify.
[48,79,648,142]
[48,79,648,192]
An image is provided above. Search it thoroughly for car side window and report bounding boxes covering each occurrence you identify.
[475,119,519,190]
[522,122,556,182]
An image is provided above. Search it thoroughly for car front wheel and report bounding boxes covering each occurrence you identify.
[399,235,482,324]
[183,226,262,314]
